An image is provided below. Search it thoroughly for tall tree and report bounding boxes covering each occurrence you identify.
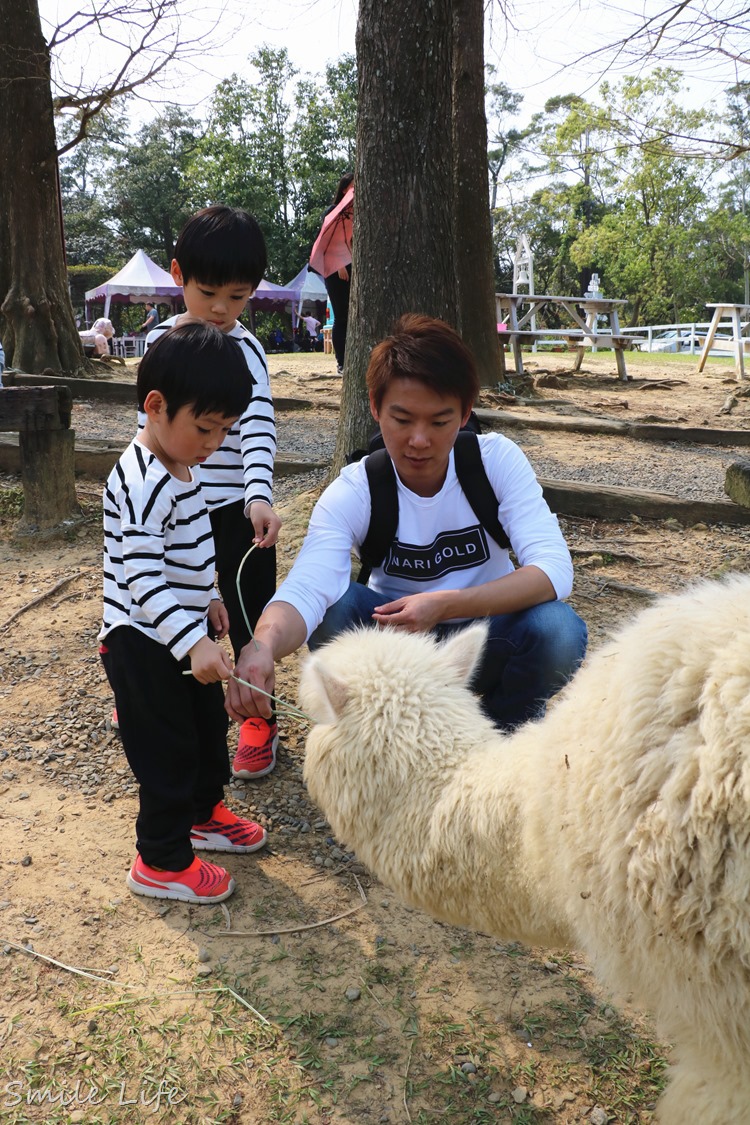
[336,0,457,471]
[335,0,499,471]
[0,0,225,373]
[58,107,127,265]
[723,83,750,302]
[567,72,717,322]
[485,72,524,211]
[0,0,84,374]
[452,0,501,388]
[108,106,200,263]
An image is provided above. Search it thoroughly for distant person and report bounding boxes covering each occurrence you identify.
[144,205,282,783]
[319,172,353,374]
[80,317,114,357]
[302,314,320,338]
[99,323,267,904]
[139,302,159,333]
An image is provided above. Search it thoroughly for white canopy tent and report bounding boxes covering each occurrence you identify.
[285,264,328,315]
[85,250,183,319]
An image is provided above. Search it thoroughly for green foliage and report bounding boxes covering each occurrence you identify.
[495,67,748,324]
[107,106,201,263]
[56,48,357,285]
[57,105,129,264]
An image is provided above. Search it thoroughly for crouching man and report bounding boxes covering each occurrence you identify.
[227,314,587,733]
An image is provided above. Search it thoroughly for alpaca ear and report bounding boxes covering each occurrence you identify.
[438,623,488,685]
[304,658,350,723]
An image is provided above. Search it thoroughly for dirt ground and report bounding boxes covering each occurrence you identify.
[1,347,748,1124]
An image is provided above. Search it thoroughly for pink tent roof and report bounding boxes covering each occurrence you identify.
[85,250,183,315]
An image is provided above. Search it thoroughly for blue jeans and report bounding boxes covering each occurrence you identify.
[309,583,588,731]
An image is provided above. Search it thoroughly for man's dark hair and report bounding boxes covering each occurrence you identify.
[173,205,268,289]
[137,322,252,419]
[366,313,479,416]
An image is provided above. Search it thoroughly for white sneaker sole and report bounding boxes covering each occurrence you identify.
[231,731,279,780]
[190,828,268,854]
[126,870,235,904]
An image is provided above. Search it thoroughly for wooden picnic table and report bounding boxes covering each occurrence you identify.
[696,303,750,381]
[495,292,631,381]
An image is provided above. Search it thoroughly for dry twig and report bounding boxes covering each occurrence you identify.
[216,877,367,937]
[594,579,658,600]
[637,379,687,390]
[0,573,83,631]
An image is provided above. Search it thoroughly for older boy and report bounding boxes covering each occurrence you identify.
[101,322,267,905]
[145,206,282,781]
[227,314,587,734]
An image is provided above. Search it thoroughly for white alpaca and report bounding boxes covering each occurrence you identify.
[300,575,750,1125]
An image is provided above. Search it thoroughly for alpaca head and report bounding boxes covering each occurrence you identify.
[300,623,492,848]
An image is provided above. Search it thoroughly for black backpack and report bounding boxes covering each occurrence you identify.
[352,414,511,584]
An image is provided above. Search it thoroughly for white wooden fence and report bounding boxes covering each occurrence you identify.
[618,322,742,355]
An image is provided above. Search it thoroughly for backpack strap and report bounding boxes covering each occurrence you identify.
[453,432,511,550]
[357,448,398,584]
[357,433,510,585]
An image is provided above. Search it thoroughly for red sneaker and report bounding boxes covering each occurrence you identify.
[191,801,267,853]
[126,855,235,904]
[111,707,119,731]
[232,717,278,779]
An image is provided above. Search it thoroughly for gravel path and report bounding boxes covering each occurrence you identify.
[513,429,741,504]
[71,397,740,504]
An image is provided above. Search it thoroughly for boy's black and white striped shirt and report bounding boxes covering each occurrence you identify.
[99,439,218,660]
[142,317,276,513]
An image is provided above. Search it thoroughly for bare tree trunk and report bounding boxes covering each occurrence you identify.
[0,0,88,374]
[332,0,458,474]
[452,0,501,387]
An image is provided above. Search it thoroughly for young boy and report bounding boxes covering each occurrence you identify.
[145,206,282,782]
[100,322,268,904]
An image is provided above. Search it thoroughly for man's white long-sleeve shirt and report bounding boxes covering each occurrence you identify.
[269,432,574,640]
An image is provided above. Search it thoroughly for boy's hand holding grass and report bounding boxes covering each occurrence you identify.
[188,636,233,684]
[208,598,230,640]
[248,500,282,547]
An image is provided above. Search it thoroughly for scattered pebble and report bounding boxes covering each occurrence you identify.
[345,987,361,1002]
[512,1086,528,1103]
[20,856,31,867]
[197,948,211,963]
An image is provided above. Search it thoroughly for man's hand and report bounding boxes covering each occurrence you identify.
[188,636,233,684]
[371,591,449,633]
[225,639,275,721]
[208,599,230,640]
[248,501,282,548]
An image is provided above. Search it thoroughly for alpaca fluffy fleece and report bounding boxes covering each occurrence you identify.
[300,576,750,1125]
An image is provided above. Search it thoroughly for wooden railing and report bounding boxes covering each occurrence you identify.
[0,386,81,533]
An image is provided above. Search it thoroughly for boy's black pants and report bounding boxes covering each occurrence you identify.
[101,626,229,871]
[209,499,277,660]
